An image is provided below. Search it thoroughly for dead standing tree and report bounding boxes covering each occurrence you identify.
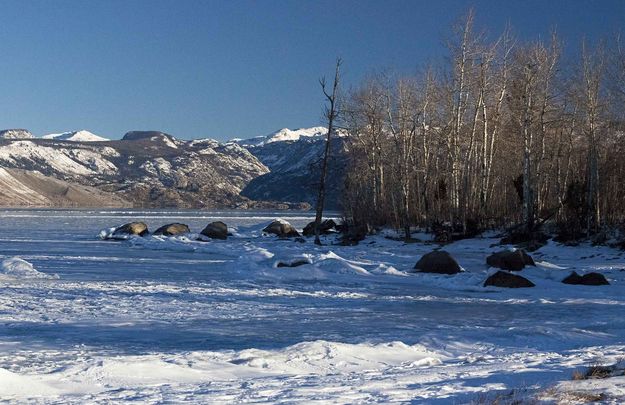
[314,58,341,245]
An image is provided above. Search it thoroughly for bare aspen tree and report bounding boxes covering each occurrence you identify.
[385,78,419,240]
[343,77,387,218]
[479,27,514,222]
[417,69,435,224]
[509,47,538,232]
[578,41,606,235]
[446,9,477,223]
[314,58,341,245]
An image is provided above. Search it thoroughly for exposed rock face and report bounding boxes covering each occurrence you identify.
[303,219,337,237]
[412,251,462,274]
[200,221,228,240]
[0,129,34,139]
[562,271,609,285]
[486,250,535,271]
[153,223,190,236]
[263,219,300,238]
[484,271,535,288]
[112,222,149,237]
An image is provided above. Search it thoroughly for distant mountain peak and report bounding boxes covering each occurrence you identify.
[266,127,328,143]
[233,126,330,147]
[122,131,179,149]
[0,129,35,139]
[41,130,108,142]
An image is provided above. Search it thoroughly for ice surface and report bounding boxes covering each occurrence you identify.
[0,209,624,403]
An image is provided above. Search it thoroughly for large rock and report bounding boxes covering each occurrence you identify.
[412,250,462,275]
[562,271,609,286]
[263,219,300,238]
[303,219,337,236]
[484,271,535,288]
[339,223,370,246]
[112,222,149,237]
[153,223,190,236]
[486,249,535,271]
[500,231,549,252]
[201,221,228,240]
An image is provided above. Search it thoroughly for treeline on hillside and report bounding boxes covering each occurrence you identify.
[338,10,625,242]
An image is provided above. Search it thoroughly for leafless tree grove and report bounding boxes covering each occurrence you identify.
[340,12,625,240]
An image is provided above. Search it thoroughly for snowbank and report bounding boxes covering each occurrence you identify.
[0,257,58,279]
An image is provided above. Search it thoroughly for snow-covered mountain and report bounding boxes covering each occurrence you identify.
[0,129,34,139]
[237,127,329,147]
[41,130,109,142]
[234,127,348,209]
[0,126,346,208]
[0,129,273,208]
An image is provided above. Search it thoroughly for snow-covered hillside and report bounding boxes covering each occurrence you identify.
[0,126,345,208]
[0,168,126,207]
[0,129,34,139]
[237,127,329,147]
[0,130,271,208]
[41,130,109,142]
[235,127,348,209]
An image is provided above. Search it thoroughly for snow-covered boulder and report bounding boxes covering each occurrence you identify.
[154,223,190,236]
[412,250,462,275]
[486,249,535,271]
[263,219,300,238]
[200,221,228,240]
[106,222,149,239]
[484,271,535,288]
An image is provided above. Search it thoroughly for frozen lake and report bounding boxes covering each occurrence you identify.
[1,209,624,403]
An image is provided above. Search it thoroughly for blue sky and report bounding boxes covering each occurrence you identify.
[0,0,622,140]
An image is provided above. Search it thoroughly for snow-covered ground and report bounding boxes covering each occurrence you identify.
[0,209,624,403]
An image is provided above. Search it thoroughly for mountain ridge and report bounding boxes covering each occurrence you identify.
[0,126,345,209]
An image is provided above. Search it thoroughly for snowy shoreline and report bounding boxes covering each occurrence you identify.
[0,210,624,403]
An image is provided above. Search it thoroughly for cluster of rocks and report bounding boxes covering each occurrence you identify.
[262,218,342,239]
[105,219,612,288]
[107,220,229,240]
[411,249,609,288]
[105,218,342,241]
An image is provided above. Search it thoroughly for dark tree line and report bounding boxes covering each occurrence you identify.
[339,11,625,241]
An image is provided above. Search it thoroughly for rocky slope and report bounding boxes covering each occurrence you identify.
[0,129,34,139]
[0,168,127,207]
[0,131,271,208]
